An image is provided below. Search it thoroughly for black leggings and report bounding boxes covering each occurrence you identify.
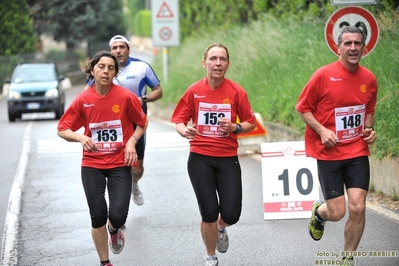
[187,152,242,224]
[81,166,132,229]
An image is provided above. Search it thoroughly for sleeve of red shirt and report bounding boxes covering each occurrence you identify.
[236,90,256,124]
[57,96,84,132]
[295,71,321,113]
[171,89,193,125]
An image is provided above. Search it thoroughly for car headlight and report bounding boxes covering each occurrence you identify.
[8,91,21,99]
[45,88,59,97]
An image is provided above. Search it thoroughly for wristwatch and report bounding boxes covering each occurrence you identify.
[233,124,243,134]
[141,95,147,103]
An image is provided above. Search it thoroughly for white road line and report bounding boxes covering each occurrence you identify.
[36,138,81,158]
[1,122,32,265]
[146,131,189,151]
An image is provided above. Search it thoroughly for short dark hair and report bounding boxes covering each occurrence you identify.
[337,26,366,46]
[81,51,119,79]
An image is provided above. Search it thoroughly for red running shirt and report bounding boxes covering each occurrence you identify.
[57,84,147,168]
[296,61,378,160]
[171,78,256,157]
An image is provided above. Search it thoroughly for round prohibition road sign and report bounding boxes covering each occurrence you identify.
[325,6,379,57]
[159,27,173,41]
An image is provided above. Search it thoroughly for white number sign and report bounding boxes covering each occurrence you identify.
[261,141,320,220]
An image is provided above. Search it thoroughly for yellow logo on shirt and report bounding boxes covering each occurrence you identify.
[223,98,230,104]
[112,105,120,113]
[360,84,367,93]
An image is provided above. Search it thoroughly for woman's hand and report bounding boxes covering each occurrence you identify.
[124,137,138,166]
[80,135,99,152]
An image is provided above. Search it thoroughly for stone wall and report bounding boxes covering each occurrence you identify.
[370,158,399,197]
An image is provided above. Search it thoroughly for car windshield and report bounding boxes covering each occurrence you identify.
[12,66,57,83]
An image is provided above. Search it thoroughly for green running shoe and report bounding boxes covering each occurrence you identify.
[308,199,325,241]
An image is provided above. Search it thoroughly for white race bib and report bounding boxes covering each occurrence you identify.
[89,119,123,153]
[335,104,365,142]
[197,102,231,137]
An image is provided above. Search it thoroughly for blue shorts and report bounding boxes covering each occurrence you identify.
[133,124,146,160]
[317,156,370,200]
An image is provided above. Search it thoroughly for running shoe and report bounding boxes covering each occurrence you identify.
[308,200,326,241]
[100,263,113,266]
[109,229,125,254]
[204,257,219,266]
[132,185,144,206]
[216,229,229,253]
[341,256,355,265]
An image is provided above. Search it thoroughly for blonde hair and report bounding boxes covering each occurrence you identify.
[203,43,230,61]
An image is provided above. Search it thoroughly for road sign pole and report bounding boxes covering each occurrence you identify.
[163,47,168,82]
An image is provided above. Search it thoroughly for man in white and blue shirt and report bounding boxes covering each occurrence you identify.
[109,35,163,206]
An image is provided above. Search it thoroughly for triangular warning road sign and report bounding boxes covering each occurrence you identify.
[238,118,267,138]
[236,114,267,138]
[157,2,174,18]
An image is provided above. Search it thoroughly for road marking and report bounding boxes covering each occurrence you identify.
[36,138,81,158]
[367,205,399,222]
[1,122,32,265]
[146,131,189,152]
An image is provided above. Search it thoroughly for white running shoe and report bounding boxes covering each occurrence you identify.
[204,257,219,266]
[216,229,229,253]
[132,185,144,206]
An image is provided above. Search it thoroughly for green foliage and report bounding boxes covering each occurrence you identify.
[0,0,37,56]
[178,0,398,41]
[179,0,270,39]
[153,10,399,158]
[31,0,125,55]
[133,10,152,37]
[124,0,146,33]
[363,9,399,158]
[392,187,399,201]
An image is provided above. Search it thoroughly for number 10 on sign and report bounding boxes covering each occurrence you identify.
[261,141,320,220]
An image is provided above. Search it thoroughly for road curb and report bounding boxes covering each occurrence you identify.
[367,204,399,222]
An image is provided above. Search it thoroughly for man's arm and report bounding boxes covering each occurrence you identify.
[145,85,163,102]
[297,111,338,148]
[363,113,376,144]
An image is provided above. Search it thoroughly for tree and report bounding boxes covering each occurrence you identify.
[124,0,147,34]
[0,0,37,56]
[30,0,125,58]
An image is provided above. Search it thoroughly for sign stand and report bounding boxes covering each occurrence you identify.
[163,47,168,82]
[151,0,180,82]
[331,0,377,5]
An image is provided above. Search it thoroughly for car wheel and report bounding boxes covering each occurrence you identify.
[55,104,64,120]
[8,112,17,122]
